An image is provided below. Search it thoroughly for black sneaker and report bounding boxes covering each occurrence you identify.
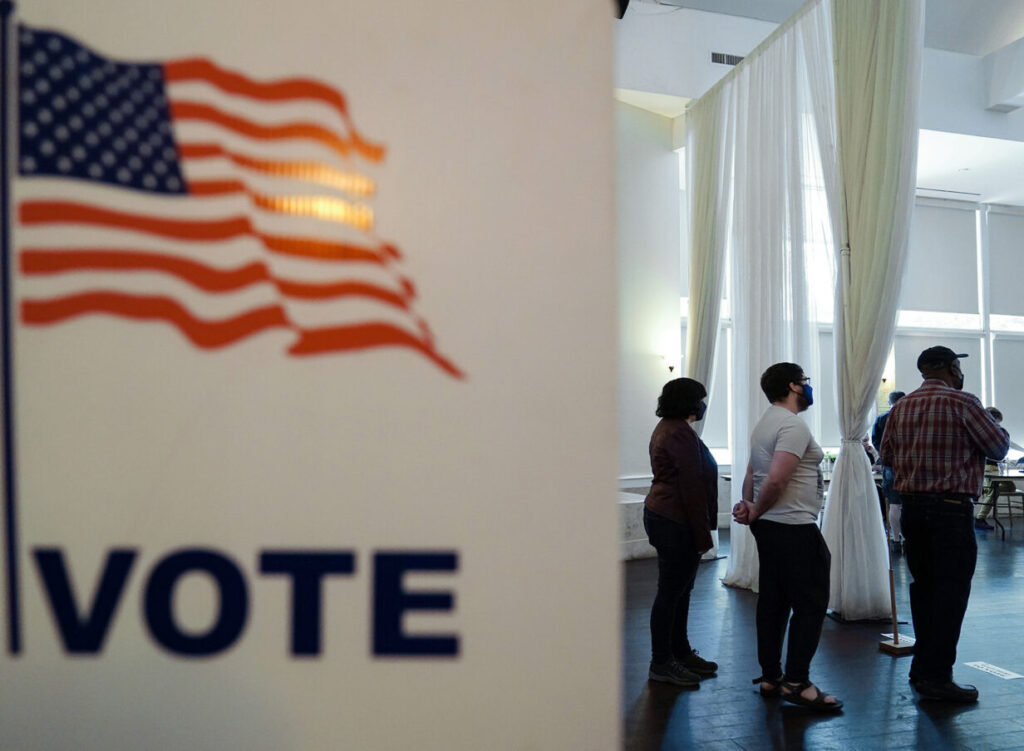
[678,649,718,677]
[975,519,994,530]
[648,659,701,687]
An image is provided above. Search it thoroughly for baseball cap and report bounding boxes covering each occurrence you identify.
[917,346,968,371]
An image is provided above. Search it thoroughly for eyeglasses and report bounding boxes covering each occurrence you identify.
[797,377,811,385]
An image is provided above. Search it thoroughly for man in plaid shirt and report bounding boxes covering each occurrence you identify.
[880,346,1009,703]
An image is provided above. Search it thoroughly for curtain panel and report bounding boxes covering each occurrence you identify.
[715,1,833,590]
[820,0,924,619]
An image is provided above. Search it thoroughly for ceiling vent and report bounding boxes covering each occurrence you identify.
[711,52,745,66]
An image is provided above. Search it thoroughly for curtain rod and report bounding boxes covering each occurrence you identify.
[687,0,823,110]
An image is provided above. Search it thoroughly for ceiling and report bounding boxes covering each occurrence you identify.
[647,0,1024,55]
[917,130,1024,205]
[625,0,1024,206]
[923,0,1024,56]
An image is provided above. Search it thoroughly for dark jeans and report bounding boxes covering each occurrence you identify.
[901,494,977,682]
[644,507,701,663]
[750,519,830,683]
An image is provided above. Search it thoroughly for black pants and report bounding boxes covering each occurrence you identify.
[750,519,830,683]
[901,494,977,683]
[644,507,701,663]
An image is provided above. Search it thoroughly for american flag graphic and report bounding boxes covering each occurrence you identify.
[14,24,463,378]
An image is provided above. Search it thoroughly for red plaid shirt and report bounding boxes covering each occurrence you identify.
[880,379,1009,496]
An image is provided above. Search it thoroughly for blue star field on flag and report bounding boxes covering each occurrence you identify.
[18,26,187,194]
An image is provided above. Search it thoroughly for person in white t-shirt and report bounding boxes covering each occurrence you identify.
[733,362,842,713]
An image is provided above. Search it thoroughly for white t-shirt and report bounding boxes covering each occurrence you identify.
[750,404,824,525]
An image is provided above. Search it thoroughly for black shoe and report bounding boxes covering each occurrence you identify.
[911,679,979,702]
[678,649,718,677]
[975,519,994,530]
[648,659,701,688]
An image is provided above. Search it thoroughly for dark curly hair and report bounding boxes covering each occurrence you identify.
[656,377,707,419]
[760,362,804,403]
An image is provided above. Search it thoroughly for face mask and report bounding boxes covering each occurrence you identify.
[694,401,707,421]
[801,383,814,407]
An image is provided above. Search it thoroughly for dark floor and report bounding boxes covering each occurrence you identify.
[622,520,1024,751]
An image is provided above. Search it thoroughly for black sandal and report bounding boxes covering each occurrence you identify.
[781,680,843,712]
[753,675,783,698]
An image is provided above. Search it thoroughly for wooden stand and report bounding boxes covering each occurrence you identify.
[879,549,913,656]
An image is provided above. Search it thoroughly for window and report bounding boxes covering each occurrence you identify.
[680,184,1024,465]
[883,202,1024,457]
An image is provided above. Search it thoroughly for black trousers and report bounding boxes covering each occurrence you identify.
[644,507,701,663]
[750,519,831,683]
[900,494,977,683]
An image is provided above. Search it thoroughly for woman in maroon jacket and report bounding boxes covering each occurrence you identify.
[644,377,719,688]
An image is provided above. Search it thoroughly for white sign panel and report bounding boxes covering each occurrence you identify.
[0,2,619,748]
[965,662,1024,680]
[881,633,915,645]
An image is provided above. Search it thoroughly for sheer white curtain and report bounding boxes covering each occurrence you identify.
[707,1,835,590]
[820,0,924,619]
[683,91,730,391]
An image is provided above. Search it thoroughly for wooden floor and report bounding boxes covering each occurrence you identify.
[622,521,1024,751]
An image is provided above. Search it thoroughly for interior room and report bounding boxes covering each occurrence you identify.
[616,1,1024,748]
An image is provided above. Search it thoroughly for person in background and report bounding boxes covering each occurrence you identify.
[733,363,841,713]
[974,407,1024,530]
[881,346,1008,703]
[860,434,886,537]
[862,436,879,464]
[643,378,719,688]
[873,391,906,551]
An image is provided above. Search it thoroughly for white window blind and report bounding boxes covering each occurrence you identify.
[992,338,1024,454]
[988,212,1024,317]
[893,333,983,401]
[901,204,978,314]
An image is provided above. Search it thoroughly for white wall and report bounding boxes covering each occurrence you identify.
[616,102,682,478]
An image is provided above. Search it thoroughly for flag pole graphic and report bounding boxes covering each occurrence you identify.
[0,0,22,655]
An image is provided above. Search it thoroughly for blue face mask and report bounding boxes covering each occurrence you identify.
[694,401,707,421]
[801,383,814,407]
